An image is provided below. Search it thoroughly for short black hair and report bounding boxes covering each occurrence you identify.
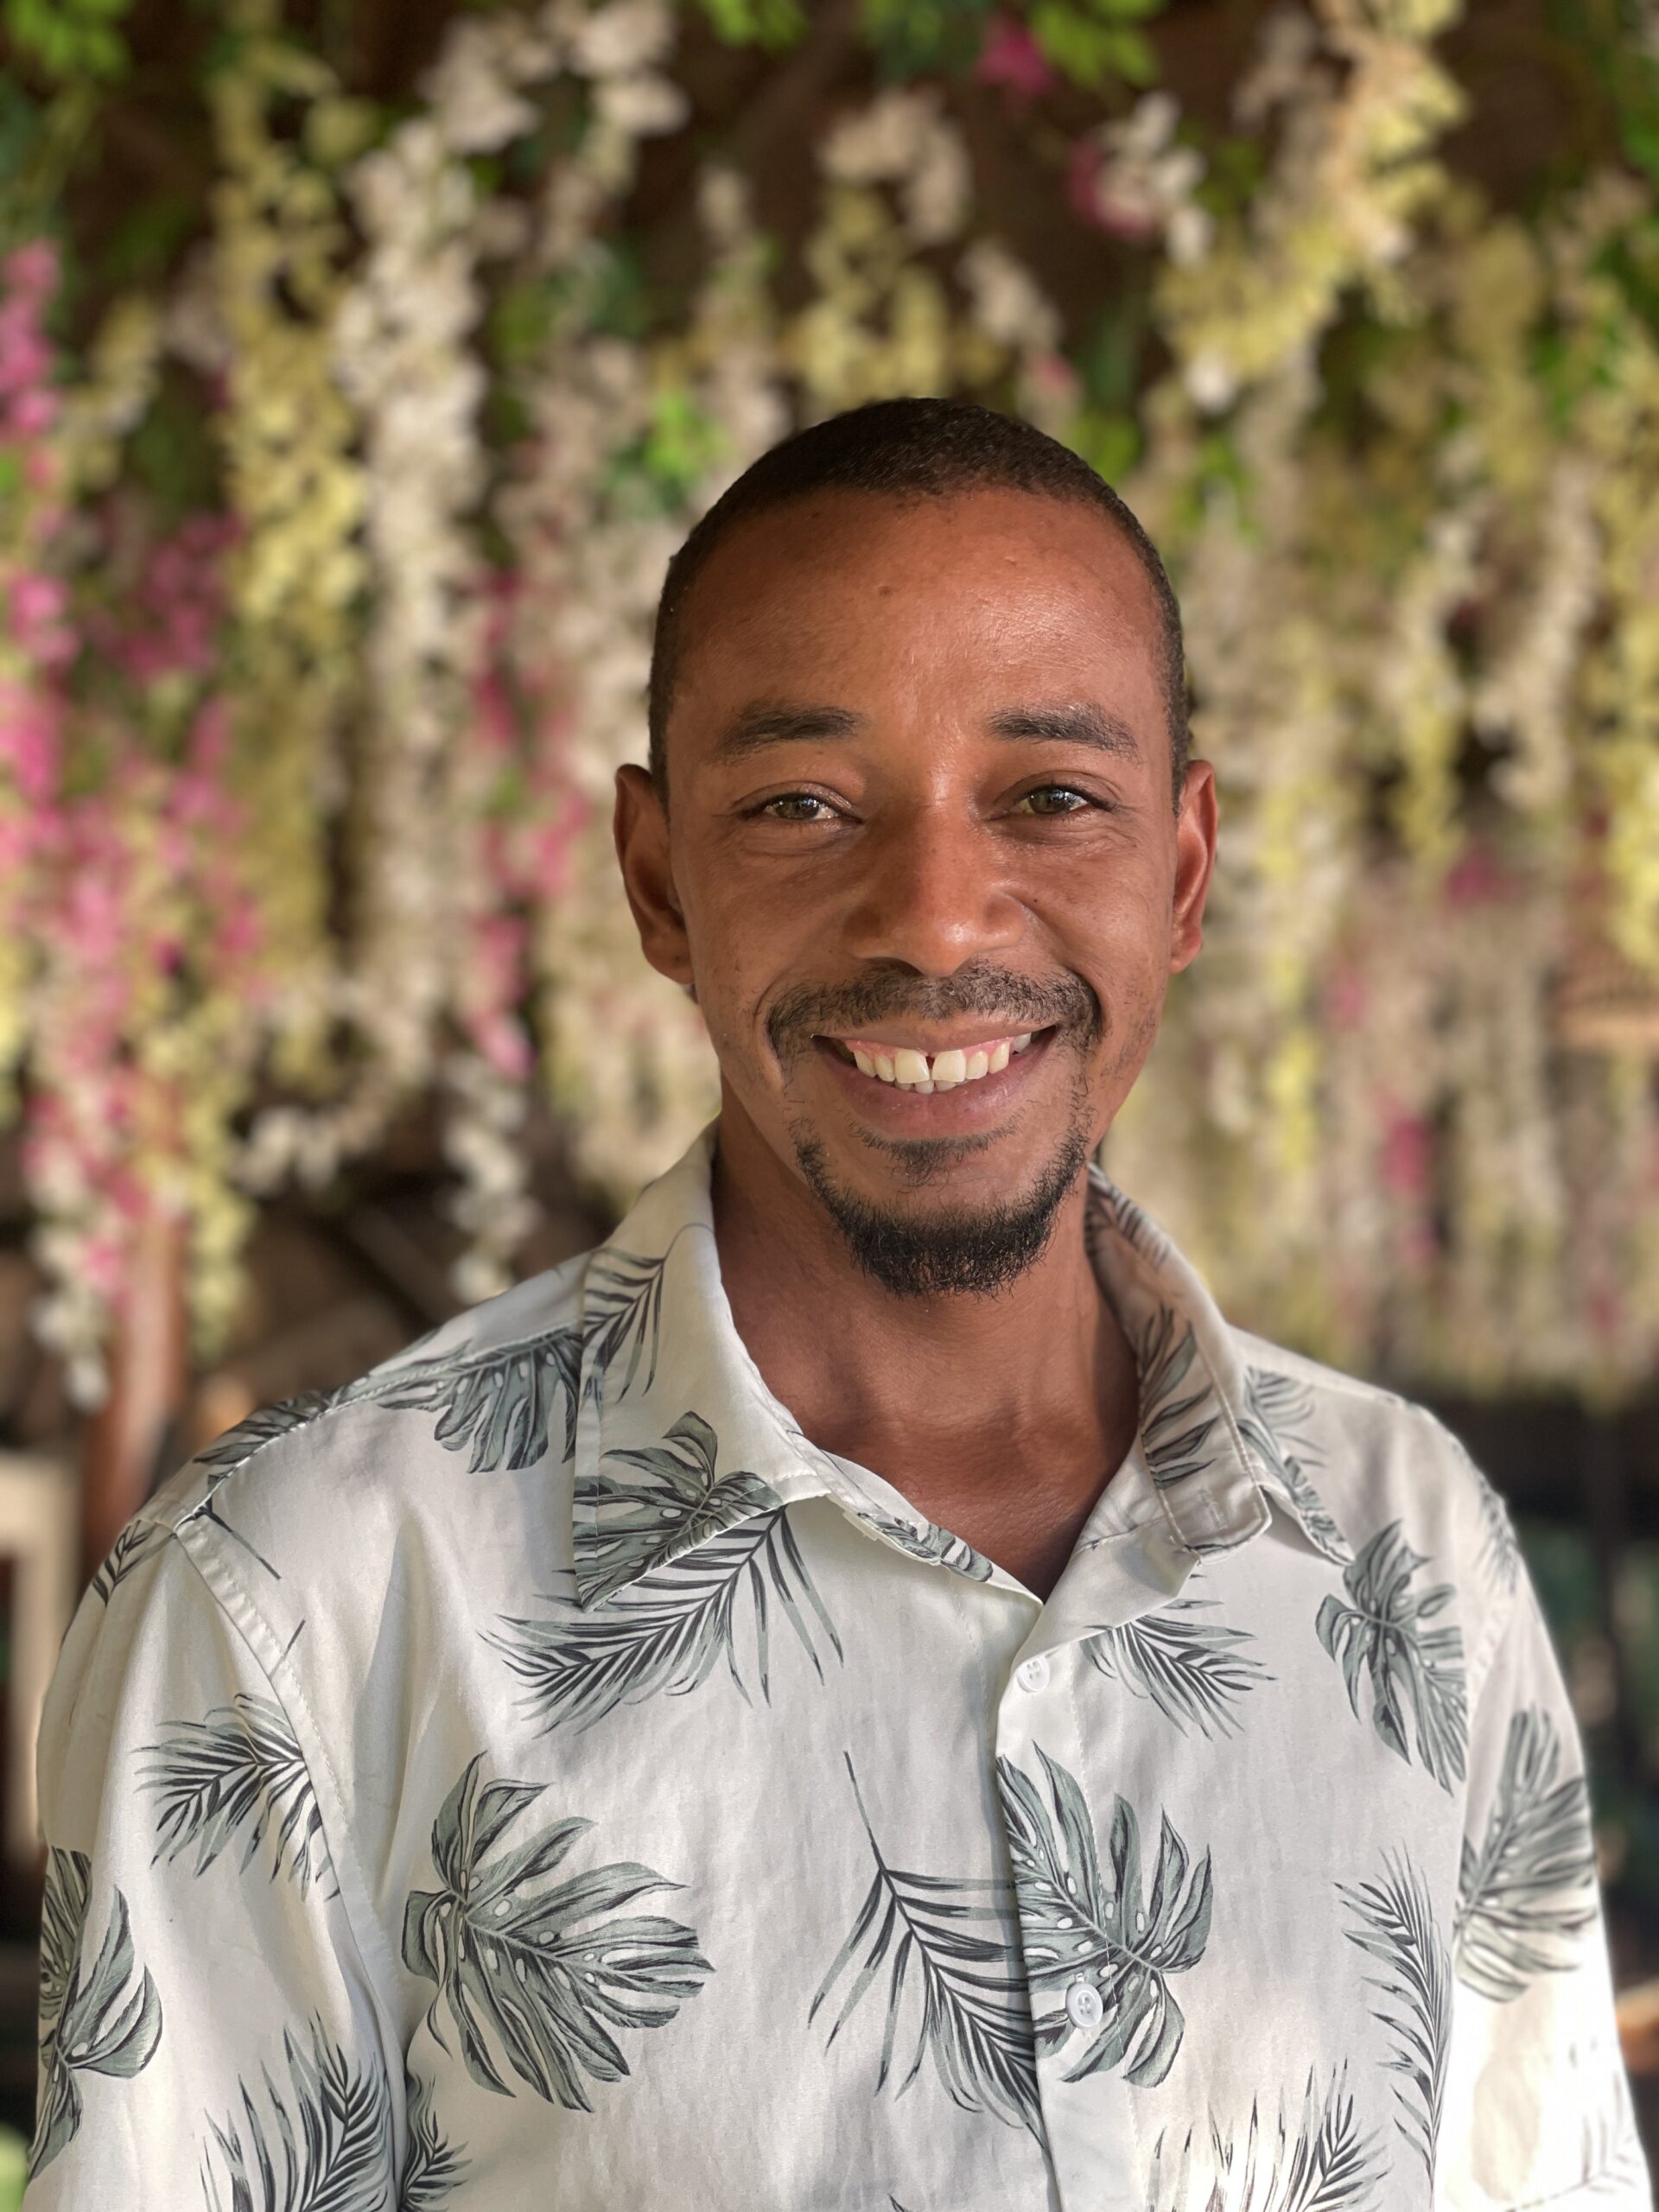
[647,396,1189,808]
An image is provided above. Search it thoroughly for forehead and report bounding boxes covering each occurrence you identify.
[669,486,1165,709]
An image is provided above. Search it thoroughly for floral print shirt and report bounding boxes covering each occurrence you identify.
[26,1125,1651,2211]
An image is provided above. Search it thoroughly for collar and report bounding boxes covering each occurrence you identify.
[568,1123,1349,1615]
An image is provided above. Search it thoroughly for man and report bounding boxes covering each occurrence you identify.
[29,399,1649,2209]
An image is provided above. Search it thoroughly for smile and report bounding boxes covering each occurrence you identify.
[817,1030,1046,1095]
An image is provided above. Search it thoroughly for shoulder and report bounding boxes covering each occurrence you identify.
[1230,1325,1525,1686]
[135,1242,597,1599]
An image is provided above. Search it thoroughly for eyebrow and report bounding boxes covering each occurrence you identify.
[709,698,1141,763]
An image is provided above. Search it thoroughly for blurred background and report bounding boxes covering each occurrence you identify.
[0,0,1656,2188]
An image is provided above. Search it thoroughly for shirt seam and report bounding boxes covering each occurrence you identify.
[165,1518,408,2139]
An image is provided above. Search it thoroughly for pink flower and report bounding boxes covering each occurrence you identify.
[3,240,58,302]
[975,16,1058,101]
[1381,1113,1433,1199]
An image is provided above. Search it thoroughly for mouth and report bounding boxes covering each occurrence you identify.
[804,1024,1061,1130]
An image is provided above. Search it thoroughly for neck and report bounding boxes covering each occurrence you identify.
[709,1101,1141,1597]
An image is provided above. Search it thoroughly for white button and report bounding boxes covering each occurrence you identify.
[1014,1654,1050,1694]
[1066,1979,1104,2031]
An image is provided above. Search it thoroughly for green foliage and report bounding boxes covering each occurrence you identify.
[1028,0,1164,91]
[687,0,806,52]
[4,0,131,86]
[860,0,995,82]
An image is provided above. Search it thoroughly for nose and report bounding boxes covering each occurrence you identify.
[840,798,1027,976]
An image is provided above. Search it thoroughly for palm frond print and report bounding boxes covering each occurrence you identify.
[1340,1848,1450,2183]
[1087,1596,1271,1738]
[580,1245,677,1402]
[858,1506,995,1583]
[810,1753,1040,2139]
[997,1748,1211,2089]
[90,1518,165,1604]
[1147,2064,1385,2211]
[31,1847,163,2178]
[403,1754,710,2110]
[1240,1367,1350,1566]
[194,1387,355,1488]
[401,2066,467,2209]
[574,1409,783,1603]
[493,1507,841,1732]
[1317,1522,1467,1792]
[1453,1705,1596,2003]
[200,2021,391,2212]
[1135,1308,1224,1494]
[139,1694,331,1895]
[353,1327,583,1473]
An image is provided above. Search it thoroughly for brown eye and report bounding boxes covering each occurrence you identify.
[758,793,837,823]
[1018,785,1093,816]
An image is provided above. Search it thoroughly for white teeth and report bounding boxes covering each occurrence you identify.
[1011,1033,1033,1052]
[911,1079,934,1094]
[852,1048,874,1077]
[931,1048,967,1085]
[842,1034,1035,1090]
[874,1053,895,1083]
[892,1047,931,1086]
[988,1041,1011,1073]
[932,1079,958,1091]
[965,1049,989,1080]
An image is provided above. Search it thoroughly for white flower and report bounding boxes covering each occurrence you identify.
[594,72,689,137]
[957,238,1061,354]
[566,0,674,78]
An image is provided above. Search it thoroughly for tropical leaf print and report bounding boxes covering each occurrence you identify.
[1340,1848,1450,2183]
[403,1753,710,2110]
[139,1694,331,1895]
[1146,2063,1385,2212]
[352,1327,583,1473]
[1316,1522,1467,1793]
[575,1409,782,1603]
[194,1388,353,1487]
[493,1508,841,1732]
[810,1753,1040,2139]
[1453,1706,1597,2003]
[857,1506,995,1583]
[1090,1181,1173,1270]
[1464,1450,1523,1596]
[1134,1308,1224,1494]
[581,1245,677,1402]
[200,2021,392,2212]
[997,1748,1212,2090]
[1240,1367,1350,1565]
[400,2067,467,2209]
[1086,1596,1271,1738]
[30,1847,163,2177]
[90,1518,166,1603]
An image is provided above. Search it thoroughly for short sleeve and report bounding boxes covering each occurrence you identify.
[1440,1558,1652,2210]
[22,1516,395,2209]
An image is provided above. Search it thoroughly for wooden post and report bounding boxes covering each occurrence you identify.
[79,1202,189,1586]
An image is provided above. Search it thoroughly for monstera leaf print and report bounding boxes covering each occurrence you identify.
[352,1327,584,1473]
[1086,1596,1270,1738]
[401,2067,467,2209]
[1146,2063,1385,2211]
[1453,1706,1597,2003]
[1340,1848,1450,2183]
[1317,1522,1468,1793]
[403,1754,710,2110]
[140,1694,331,1895]
[493,1506,841,1732]
[810,1755,1040,2139]
[30,1848,163,2177]
[997,1748,1211,2089]
[1239,1366,1351,1565]
[575,1410,783,1602]
[200,2022,392,2212]
[1134,1308,1224,1495]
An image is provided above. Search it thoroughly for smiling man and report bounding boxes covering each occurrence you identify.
[29,401,1649,2211]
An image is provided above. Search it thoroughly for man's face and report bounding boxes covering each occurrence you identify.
[615,486,1217,1293]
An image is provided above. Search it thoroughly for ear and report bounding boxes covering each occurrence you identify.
[1168,759,1217,975]
[614,764,694,987]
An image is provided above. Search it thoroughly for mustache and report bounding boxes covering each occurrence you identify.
[767,963,1101,1062]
